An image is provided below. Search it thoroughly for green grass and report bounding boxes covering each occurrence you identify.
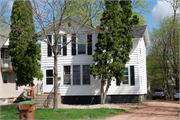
[0,106,125,120]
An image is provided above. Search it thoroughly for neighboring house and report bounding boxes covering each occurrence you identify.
[40,16,150,104]
[0,28,42,104]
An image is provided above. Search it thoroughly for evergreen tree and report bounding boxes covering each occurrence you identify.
[9,0,43,86]
[89,1,139,104]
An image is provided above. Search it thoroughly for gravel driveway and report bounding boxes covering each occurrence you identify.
[99,100,180,120]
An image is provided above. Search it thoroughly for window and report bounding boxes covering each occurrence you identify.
[73,65,80,85]
[78,35,86,54]
[47,35,52,57]
[46,70,53,85]
[3,74,8,83]
[53,35,62,55]
[71,34,76,55]
[4,50,9,59]
[15,78,18,91]
[116,68,129,85]
[123,68,128,84]
[83,65,90,85]
[64,66,71,85]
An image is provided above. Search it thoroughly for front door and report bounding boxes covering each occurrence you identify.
[43,68,54,93]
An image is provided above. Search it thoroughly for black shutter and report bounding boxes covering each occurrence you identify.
[47,35,52,57]
[130,66,135,85]
[87,34,92,55]
[71,34,76,55]
[63,34,67,56]
[1,49,4,59]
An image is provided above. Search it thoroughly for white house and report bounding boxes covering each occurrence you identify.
[40,16,150,104]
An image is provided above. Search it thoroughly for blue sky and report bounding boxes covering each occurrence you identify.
[1,0,179,33]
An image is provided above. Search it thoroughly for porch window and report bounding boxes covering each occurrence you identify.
[46,70,53,85]
[64,66,71,85]
[73,65,80,85]
[83,65,90,85]
[3,74,8,83]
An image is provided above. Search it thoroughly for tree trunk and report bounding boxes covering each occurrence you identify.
[53,54,58,110]
[103,80,111,104]
[100,75,104,104]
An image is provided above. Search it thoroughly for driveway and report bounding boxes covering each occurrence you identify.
[99,100,180,120]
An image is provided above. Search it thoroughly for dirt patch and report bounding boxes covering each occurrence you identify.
[99,100,180,120]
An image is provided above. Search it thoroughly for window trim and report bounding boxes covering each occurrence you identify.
[3,74,8,84]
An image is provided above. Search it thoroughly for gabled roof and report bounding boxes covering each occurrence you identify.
[0,27,11,48]
[37,16,98,36]
[131,26,147,38]
[131,25,150,46]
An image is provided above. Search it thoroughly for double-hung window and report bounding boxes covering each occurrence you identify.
[73,65,80,85]
[78,34,86,55]
[83,65,90,85]
[64,66,71,85]
[3,74,8,83]
[123,68,129,84]
[53,35,62,55]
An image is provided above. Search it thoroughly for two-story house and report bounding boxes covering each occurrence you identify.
[40,16,150,104]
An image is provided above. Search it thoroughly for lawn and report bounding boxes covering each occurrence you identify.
[0,106,125,119]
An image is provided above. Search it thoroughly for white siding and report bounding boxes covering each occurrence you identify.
[41,19,146,96]
[138,37,147,94]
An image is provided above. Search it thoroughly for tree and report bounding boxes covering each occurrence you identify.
[132,0,150,25]
[89,1,139,104]
[30,0,102,109]
[147,16,180,99]
[67,0,104,27]
[8,0,43,86]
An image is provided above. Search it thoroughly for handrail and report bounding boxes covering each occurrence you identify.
[43,83,60,108]
[33,83,42,98]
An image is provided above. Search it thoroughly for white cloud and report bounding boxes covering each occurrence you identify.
[8,1,13,10]
[152,0,177,23]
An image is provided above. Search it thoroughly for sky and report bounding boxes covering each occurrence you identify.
[145,0,180,32]
[1,0,179,33]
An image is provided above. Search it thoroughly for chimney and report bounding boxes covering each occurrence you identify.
[96,26,101,30]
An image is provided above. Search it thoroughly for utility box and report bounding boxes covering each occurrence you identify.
[17,101,36,120]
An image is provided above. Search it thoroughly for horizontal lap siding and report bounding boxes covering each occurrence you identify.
[139,37,147,94]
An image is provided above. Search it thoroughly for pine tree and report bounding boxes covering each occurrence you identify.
[9,0,43,86]
[89,1,139,104]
